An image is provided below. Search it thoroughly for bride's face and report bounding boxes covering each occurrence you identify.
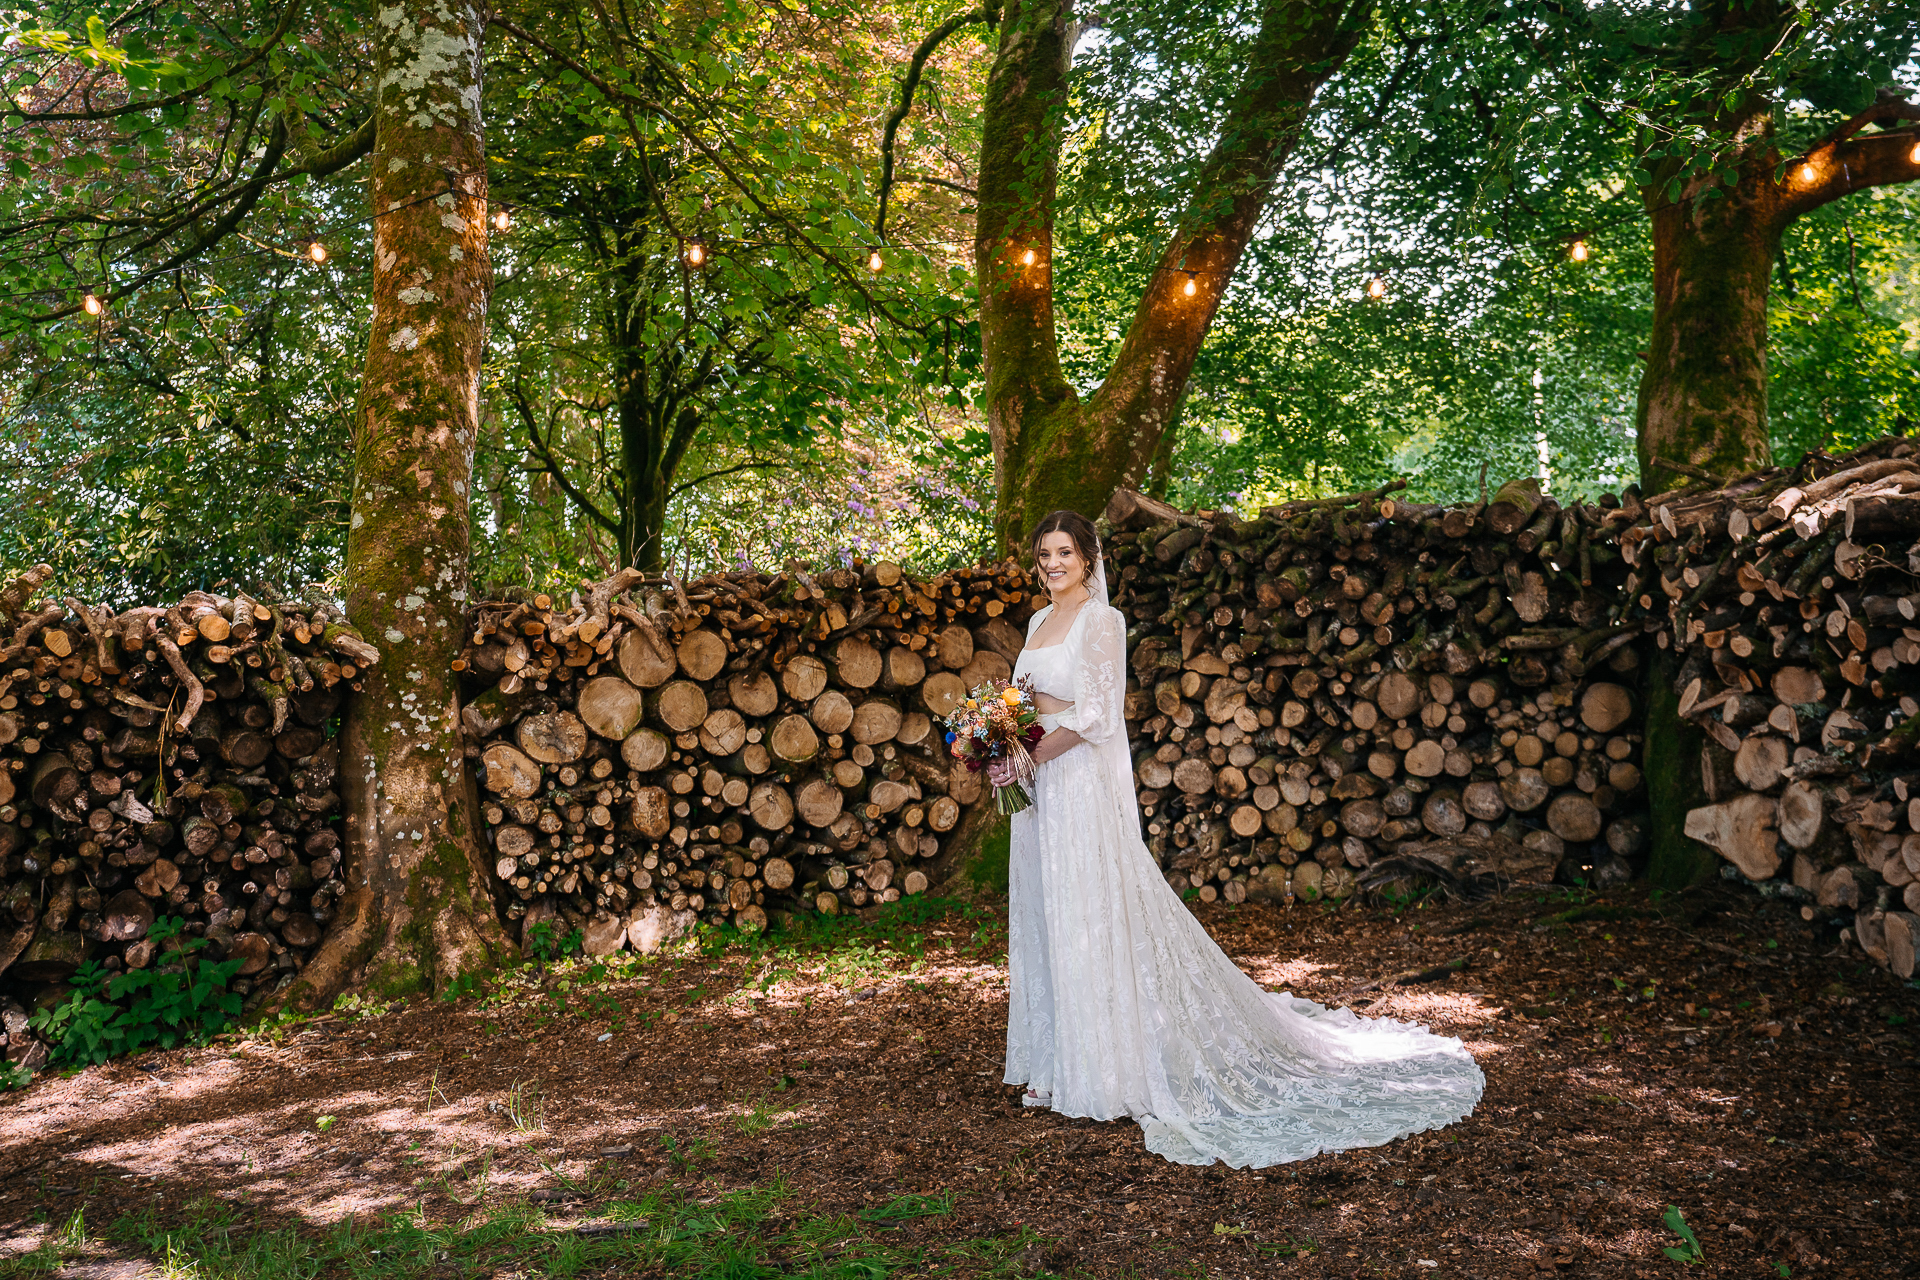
[1035,532,1088,594]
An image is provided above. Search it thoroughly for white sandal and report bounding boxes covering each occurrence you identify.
[1022,1087,1051,1108]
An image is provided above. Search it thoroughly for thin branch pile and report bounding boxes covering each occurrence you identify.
[1620,437,1920,978]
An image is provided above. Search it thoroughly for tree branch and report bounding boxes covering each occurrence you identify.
[668,458,783,498]
[876,7,993,242]
[1781,112,1920,223]
[509,381,620,533]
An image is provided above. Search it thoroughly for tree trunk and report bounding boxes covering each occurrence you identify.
[273,0,512,1009]
[1634,157,1781,495]
[1633,99,1920,496]
[978,0,1370,552]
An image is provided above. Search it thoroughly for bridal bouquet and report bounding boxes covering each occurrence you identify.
[942,678,1045,815]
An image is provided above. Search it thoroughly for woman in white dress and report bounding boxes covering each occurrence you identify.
[986,509,1484,1169]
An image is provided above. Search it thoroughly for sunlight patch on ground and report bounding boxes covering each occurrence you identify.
[1236,956,1337,987]
[1360,992,1504,1026]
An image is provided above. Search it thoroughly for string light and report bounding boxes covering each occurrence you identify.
[867,248,884,273]
[493,209,511,232]
[307,241,328,264]
[1182,274,1197,297]
[1021,248,1036,266]
[1910,139,1920,165]
[82,293,104,316]
[1799,162,1817,183]
[1366,276,1386,299]
[684,239,706,267]
[1570,239,1589,262]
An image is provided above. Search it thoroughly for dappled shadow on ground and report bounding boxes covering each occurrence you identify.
[1,884,1915,1278]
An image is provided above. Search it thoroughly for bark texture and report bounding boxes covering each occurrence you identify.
[978,0,1370,552]
[1636,93,1920,495]
[275,0,512,1008]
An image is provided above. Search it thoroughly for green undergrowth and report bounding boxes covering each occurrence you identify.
[7,918,244,1090]
[0,1183,1045,1280]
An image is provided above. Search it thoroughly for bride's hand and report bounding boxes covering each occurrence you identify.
[986,757,1014,787]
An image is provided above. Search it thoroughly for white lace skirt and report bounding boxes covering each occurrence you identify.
[1003,714,1485,1168]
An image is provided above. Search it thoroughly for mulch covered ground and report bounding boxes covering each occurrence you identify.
[1,881,1915,1278]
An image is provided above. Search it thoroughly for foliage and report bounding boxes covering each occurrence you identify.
[27,918,243,1066]
[1662,1204,1707,1264]
[522,918,585,964]
[474,0,991,572]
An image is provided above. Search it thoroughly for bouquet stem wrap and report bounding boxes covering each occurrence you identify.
[996,737,1038,815]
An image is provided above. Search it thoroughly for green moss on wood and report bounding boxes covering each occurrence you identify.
[1643,647,1718,889]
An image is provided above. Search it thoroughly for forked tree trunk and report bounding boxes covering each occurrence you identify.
[978,0,1371,552]
[272,0,512,1009]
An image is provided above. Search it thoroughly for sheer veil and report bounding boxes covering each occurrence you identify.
[1090,538,1110,609]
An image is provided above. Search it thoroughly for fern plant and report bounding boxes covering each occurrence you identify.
[29,918,246,1066]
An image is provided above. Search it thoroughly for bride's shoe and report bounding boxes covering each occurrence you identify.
[1022,1087,1051,1108]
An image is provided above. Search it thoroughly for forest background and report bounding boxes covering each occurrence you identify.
[1,0,1916,602]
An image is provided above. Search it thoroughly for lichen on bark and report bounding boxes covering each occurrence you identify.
[268,0,511,1012]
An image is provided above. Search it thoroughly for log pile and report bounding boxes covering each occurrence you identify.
[0,566,369,1046]
[456,561,1039,945]
[1618,437,1920,978]
[1101,484,1650,908]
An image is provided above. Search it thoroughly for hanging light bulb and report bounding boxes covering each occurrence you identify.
[1910,139,1920,165]
[1021,248,1036,266]
[867,248,884,273]
[1799,162,1817,184]
[1366,276,1386,299]
[493,208,511,232]
[1182,274,1197,297]
[83,293,104,316]
[684,239,706,267]
[307,241,328,264]
[1570,239,1589,262]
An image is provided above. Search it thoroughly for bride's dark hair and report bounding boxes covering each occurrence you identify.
[1027,509,1100,585]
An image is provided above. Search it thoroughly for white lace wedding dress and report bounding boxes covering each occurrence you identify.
[1003,562,1484,1169]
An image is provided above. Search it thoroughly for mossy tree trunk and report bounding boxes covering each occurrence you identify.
[275,0,513,1009]
[978,0,1371,552]
[1635,97,1920,496]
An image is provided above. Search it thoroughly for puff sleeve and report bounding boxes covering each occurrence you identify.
[1057,604,1127,746]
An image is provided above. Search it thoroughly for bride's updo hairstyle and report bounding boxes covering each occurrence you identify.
[1028,509,1100,587]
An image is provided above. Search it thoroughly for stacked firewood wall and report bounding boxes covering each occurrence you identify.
[456,562,1037,942]
[0,565,368,1008]
[1620,436,1920,979]
[1101,485,1649,906]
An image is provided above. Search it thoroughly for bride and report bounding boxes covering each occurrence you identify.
[986,509,1484,1169]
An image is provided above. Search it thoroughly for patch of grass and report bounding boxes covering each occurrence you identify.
[859,1192,955,1223]
[659,1129,716,1174]
[504,1079,544,1133]
[734,1088,798,1136]
[12,1183,1036,1280]
[0,1206,87,1277]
